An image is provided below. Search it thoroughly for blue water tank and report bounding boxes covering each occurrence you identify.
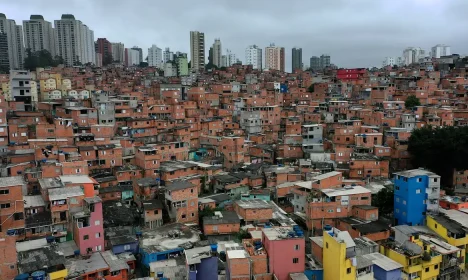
[324,225,332,231]
[15,274,29,280]
[31,271,46,280]
[74,249,80,256]
[296,231,304,237]
[46,236,55,243]
[210,244,218,252]
[288,231,296,237]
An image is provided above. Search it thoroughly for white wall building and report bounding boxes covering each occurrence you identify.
[0,13,24,69]
[245,45,262,70]
[23,15,55,56]
[127,49,140,66]
[221,49,236,67]
[164,62,177,77]
[54,14,95,66]
[163,47,173,63]
[402,47,425,66]
[148,44,163,68]
[212,39,222,67]
[431,44,451,58]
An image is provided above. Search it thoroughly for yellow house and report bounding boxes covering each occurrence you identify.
[323,228,357,280]
[420,235,462,279]
[426,213,468,271]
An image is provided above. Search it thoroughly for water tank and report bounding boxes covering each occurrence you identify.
[31,271,46,280]
[74,249,80,256]
[46,236,55,243]
[210,244,218,252]
[15,274,29,280]
[324,225,333,236]
[296,231,304,237]
[288,231,296,238]
[157,272,164,278]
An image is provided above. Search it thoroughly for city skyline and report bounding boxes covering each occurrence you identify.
[3,0,468,71]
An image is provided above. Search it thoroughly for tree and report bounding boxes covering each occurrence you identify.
[307,84,315,93]
[408,126,468,187]
[103,52,113,66]
[24,49,64,71]
[0,65,8,74]
[139,62,148,67]
[405,95,421,109]
[371,188,394,217]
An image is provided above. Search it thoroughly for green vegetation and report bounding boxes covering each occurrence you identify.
[307,84,315,93]
[408,126,468,187]
[23,49,64,71]
[371,188,394,217]
[103,52,113,66]
[405,95,421,109]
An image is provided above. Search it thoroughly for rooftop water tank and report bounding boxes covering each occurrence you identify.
[14,274,29,280]
[31,271,46,280]
[210,244,218,252]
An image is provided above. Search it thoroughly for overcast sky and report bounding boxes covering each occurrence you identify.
[3,0,468,71]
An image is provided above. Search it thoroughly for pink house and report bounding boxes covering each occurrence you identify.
[262,227,305,280]
[72,197,105,255]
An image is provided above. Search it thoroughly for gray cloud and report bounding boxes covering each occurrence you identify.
[3,0,467,70]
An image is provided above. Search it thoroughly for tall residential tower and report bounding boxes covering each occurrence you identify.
[23,15,55,56]
[292,47,302,72]
[264,44,285,72]
[245,45,262,70]
[0,13,24,69]
[212,39,222,68]
[190,31,205,72]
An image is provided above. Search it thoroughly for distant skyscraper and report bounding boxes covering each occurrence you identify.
[0,33,8,70]
[208,47,213,66]
[0,13,24,69]
[131,46,143,63]
[403,47,425,65]
[310,56,320,71]
[190,31,205,72]
[431,44,451,58]
[95,38,112,58]
[245,45,262,70]
[54,14,95,66]
[221,49,236,67]
[320,54,331,69]
[125,48,140,66]
[163,47,173,63]
[111,42,125,63]
[292,47,302,72]
[264,44,285,71]
[148,45,163,68]
[212,39,222,67]
[382,57,401,67]
[23,15,55,56]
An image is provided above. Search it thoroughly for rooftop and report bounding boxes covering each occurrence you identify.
[66,252,109,278]
[38,178,65,189]
[17,246,66,274]
[263,227,303,241]
[166,180,194,191]
[394,168,440,178]
[59,175,96,184]
[185,245,216,265]
[362,252,403,271]
[235,199,272,209]
[23,195,46,208]
[0,176,26,188]
[48,186,84,201]
[140,223,200,253]
[142,199,163,210]
[160,161,197,172]
[203,211,240,225]
[101,250,129,272]
[321,185,371,197]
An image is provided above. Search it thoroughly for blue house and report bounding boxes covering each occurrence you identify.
[105,226,139,254]
[393,169,440,226]
[185,245,219,280]
[363,252,403,280]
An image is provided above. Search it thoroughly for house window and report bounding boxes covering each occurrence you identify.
[181,214,186,219]
[84,235,89,240]
[416,189,421,194]
[433,178,438,182]
[124,245,131,250]
[76,169,81,173]
[295,244,300,250]
[95,220,100,226]
[191,213,195,217]
[434,265,438,269]
[154,210,158,214]
[417,178,422,182]
[347,268,351,274]
[95,232,100,238]
[96,245,102,251]
[0,203,11,209]
[14,213,24,220]
[191,188,194,193]
[0,189,9,195]
[425,267,429,272]
[293,258,299,264]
